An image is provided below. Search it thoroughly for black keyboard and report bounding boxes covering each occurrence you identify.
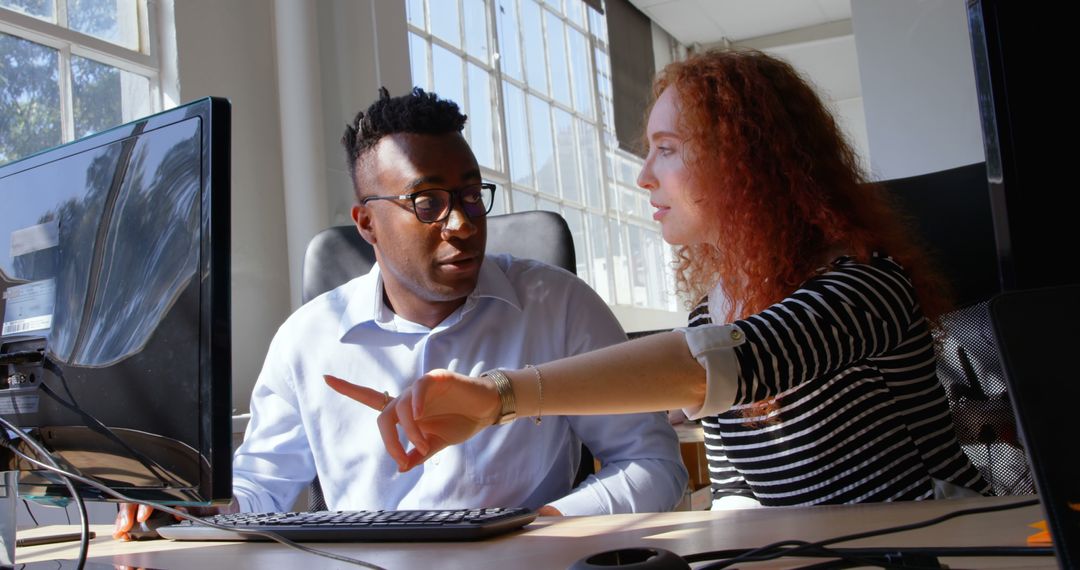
[155,507,538,542]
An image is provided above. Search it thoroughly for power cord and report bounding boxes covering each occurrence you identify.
[685,497,1046,569]
[0,419,386,569]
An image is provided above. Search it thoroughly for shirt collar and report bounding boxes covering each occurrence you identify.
[338,255,522,339]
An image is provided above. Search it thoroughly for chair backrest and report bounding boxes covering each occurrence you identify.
[879,161,999,309]
[301,210,582,510]
[302,210,576,303]
[879,162,1031,495]
[989,286,1080,566]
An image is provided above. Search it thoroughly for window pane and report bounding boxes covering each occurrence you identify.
[71,55,150,139]
[588,213,611,303]
[594,47,614,131]
[618,185,648,220]
[643,229,671,309]
[494,0,522,81]
[527,95,556,196]
[567,27,593,118]
[588,3,606,43]
[512,189,535,211]
[538,196,559,213]
[489,184,508,216]
[563,207,587,278]
[0,0,55,22]
[578,117,603,208]
[520,0,547,94]
[565,0,585,28]
[466,63,495,169]
[431,44,464,110]
[406,0,425,29]
[552,108,579,203]
[0,33,61,164]
[71,54,123,138]
[68,0,139,51]
[608,218,631,304]
[545,10,570,107]
[429,0,461,48]
[463,0,488,62]
[616,154,637,187]
[408,32,429,89]
[502,82,533,188]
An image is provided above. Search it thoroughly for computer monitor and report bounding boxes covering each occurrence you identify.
[0,97,232,506]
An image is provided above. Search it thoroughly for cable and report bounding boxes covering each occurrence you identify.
[1,420,90,569]
[0,430,387,569]
[38,360,186,488]
[21,499,40,526]
[690,497,1045,569]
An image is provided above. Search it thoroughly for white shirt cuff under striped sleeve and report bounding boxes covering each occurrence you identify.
[677,324,745,420]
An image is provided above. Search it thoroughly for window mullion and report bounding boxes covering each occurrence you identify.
[56,0,69,28]
[485,0,513,208]
[58,44,75,142]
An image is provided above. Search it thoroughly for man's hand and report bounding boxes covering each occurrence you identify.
[324,370,500,472]
[112,500,237,541]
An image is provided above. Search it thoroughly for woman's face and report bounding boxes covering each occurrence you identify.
[638,87,715,246]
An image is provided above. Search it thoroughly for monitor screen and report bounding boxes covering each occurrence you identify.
[0,97,231,505]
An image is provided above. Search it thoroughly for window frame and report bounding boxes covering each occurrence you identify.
[0,0,165,151]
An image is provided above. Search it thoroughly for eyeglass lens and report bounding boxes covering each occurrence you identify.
[413,185,491,222]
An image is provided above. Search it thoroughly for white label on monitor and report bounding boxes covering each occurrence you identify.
[1,279,55,337]
[10,221,60,257]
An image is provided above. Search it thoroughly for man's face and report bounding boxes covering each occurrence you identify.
[352,132,487,322]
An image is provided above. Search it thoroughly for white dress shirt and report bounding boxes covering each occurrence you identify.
[233,255,687,515]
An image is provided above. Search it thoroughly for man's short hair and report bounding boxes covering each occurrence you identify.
[341,87,468,194]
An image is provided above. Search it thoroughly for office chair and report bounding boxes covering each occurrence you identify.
[881,162,1031,495]
[300,210,590,510]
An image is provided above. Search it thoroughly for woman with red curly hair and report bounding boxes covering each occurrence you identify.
[328,50,990,508]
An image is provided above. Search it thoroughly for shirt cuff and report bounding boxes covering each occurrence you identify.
[676,324,745,420]
[545,483,607,516]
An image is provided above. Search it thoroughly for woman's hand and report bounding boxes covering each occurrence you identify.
[324,369,500,472]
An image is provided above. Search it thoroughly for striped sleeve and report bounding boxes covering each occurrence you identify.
[730,256,917,406]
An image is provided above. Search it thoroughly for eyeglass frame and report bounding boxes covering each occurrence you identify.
[358,183,497,224]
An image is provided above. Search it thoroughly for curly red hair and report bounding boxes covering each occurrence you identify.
[653,50,951,322]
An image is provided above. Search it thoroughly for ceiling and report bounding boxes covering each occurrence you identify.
[626,0,852,46]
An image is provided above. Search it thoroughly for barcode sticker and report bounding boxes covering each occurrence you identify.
[1,279,55,337]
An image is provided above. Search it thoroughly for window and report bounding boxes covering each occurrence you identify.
[0,0,165,165]
[407,0,676,313]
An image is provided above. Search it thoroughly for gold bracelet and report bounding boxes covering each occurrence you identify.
[525,365,542,425]
[481,369,517,425]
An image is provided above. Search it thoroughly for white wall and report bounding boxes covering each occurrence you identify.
[316,0,412,228]
[171,0,292,415]
[851,0,984,180]
[731,20,871,177]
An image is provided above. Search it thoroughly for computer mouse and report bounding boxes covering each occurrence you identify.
[569,547,690,569]
[126,510,179,541]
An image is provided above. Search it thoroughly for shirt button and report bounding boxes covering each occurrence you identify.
[730,328,743,341]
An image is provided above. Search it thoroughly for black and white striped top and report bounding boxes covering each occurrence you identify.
[693,254,990,506]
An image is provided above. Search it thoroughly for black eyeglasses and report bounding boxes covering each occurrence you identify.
[359,183,496,224]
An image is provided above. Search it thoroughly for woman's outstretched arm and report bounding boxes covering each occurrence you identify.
[327,331,706,472]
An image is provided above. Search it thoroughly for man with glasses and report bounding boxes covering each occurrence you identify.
[114,88,684,535]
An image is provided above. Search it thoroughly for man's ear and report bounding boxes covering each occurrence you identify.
[352,203,376,246]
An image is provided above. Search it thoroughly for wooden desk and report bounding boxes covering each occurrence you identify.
[15,496,1054,569]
